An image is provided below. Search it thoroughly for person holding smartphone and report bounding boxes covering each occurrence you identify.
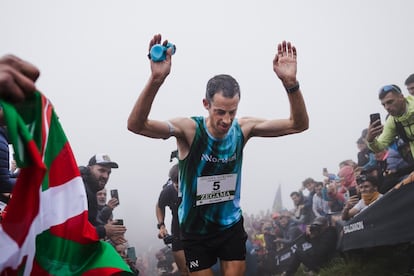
[367,85,414,167]
[341,175,382,221]
[80,153,126,245]
[96,188,119,225]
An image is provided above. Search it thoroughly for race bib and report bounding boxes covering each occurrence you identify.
[195,174,237,206]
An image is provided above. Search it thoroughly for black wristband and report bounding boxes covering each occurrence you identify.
[157,222,165,229]
[285,82,300,94]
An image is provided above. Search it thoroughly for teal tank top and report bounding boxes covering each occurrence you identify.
[178,116,244,236]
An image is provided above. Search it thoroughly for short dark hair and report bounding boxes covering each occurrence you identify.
[315,181,324,187]
[205,74,240,103]
[169,164,179,184]
[405,74,414,86]
[378,84,402,100]
[302,177,315,187]
[356,174,379,187]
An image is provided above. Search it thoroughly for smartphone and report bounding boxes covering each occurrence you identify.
[348,187,358,197]
[110,189,119,204]
[370,113,381,126]
[127,247,137,262]
[323,168,328,174]
[114,219,124,225]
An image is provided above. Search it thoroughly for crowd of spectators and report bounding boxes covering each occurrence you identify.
[229,77,414,275]
[3,74,414,275]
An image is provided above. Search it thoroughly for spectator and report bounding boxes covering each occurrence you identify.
[301,177,317,222]
[324,182,346,227]
[0,126,15,193]
[337,164,357,194]
[156,163,189,276]
[339,159,358,169]
[341,174,383,221]
[115,242,140,275]
[367,84,414,163]
[10,159,19,178]
[302,177,316,197]
[312,182,329,217]
[283,216,338,276]
[323,182,345,214]
[259,220,278,276]
[356,135,377,172]
[127,34,309,275]
[274,211,303,249]
[96,188,119,226]
[405,73,414,96]
[374,137,414,193]
[387,139,413,175]
[136,256,148,276]
[245,229,258,276]
[80,153,126,244]
[262,219,278,253]
[156,247,180,276]
[289,191,313,232]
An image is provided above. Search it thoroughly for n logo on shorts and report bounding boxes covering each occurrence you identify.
[189,260,199,269]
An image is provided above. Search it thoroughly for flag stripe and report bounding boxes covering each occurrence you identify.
[50,212,98,244]
[1,141,45,246]
[40,94,52,160]
[43,111,68,175]
[0,92,133,275]
[48,142,80,188]
[35,233,128,275]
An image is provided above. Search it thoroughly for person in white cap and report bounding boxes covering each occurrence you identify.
[80,153,126,245]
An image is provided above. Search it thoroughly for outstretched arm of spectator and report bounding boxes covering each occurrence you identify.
[341,195,360,220]
[366,116,396,154]
[0,55,39,104]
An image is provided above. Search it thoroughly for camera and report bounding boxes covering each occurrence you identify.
[163,234,174,245]
[149,42,176,62]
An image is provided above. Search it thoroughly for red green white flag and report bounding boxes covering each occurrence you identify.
[0,91,132,275]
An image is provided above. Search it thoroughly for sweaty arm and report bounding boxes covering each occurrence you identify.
[240,40,308,140]
[127,34,197,154]
[127,83,196,157]
[127,33,174,139]
[127,77,170,138]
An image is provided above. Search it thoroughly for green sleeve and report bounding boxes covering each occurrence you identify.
[367,116,396,153]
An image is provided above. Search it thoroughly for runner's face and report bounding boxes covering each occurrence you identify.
[204,92,239,138]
